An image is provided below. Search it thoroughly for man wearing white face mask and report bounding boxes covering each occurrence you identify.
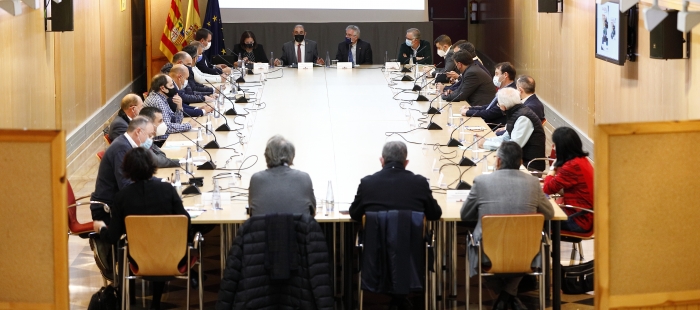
[460,62,517,129]
[139,107,181,168]
[108,94,143,142]
[90,116,155,223]
[430,35,455,83]
[195,28,232,75]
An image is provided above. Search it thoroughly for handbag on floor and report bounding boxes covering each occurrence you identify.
[561,260,594,294]
[87,285,119,310]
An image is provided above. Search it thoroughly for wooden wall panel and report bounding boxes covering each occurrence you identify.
[468,0,515,64]
[0,7,56,130]
[100,0,133,101]
[57,0,104,134]
[148,0,174,83]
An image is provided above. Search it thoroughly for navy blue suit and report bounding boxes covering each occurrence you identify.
[465,82,517,129]
[523,94,545,121]
[90,134,134,223]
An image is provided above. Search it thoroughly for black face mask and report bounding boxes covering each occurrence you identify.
[164,86,178,98]
[245,43,254,49]
[294,34,305,43]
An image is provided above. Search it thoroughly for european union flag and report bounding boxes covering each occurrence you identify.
[202,0,225,60]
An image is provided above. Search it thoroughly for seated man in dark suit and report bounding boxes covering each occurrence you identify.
[90,116,154,223]
[349,141,441,309]
[349,141,442,221]
[108,94,143,142]
[248,135,316,216]
[335,25,372,65]
[138,107,180,168]
[168,63,214,117]
[273,24,325,66]
[397,28,432,65]
[441,50,496,106]
[430,35,455,83]
[461,62,517,129]
[516,75,545,122]
[194,28,231,75]
[460,141,554,310]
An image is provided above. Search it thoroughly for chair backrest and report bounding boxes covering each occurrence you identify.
[67,180,76,205]
[125,215,188,276]
[103,133,112,145]
[481,214,544,273]
[96,150,105,161]
[67,181,94,234]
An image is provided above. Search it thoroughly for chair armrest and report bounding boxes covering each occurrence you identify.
[193,232,204,249]
[75,195,91,202]
[558,204,594,213]
[355,230,363,248]
[526,158,553,171]
[426,229,435,248]
[541,231,551,246]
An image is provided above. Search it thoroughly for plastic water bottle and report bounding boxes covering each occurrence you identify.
[185,147,192,175]
[325,51,331,68]
[196,128,203,152]
[270,51,274,69]
[174,169,181,187]
[325,181,334,215]
[212,179,222,210]
[447,104,453,127]
[206,114,213,136]
[482,155,489,173]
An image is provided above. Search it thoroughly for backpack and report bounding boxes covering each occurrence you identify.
[87,286,119,310]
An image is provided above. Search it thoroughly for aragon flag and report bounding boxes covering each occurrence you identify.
[159,0,187,62]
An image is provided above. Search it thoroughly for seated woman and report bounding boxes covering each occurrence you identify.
[232,30,269,64]
[542,127,594,233]
[94,147,191,309]
[248,135,316,216]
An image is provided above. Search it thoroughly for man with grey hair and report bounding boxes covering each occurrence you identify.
[91,116,155,223]
[349,141,442,221]
[478,87,547,171]
[398,28,432,64]
[460,141,553,310]
[248,135,316,216]
[335,25,373,65]
[274,24,324,66]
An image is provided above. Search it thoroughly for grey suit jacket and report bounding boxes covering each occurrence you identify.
[279,40,320,65]
[108,114,129,143]
[442,63,496,106]
[460,169,553,276]
[432,49,456,77]
[248,165,316,216]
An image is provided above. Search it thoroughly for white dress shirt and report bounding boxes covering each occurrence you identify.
[124,133,139,148]
[350,42,357,65]
[482,115,535,150]
[192,66,221,85]
[295,41,307,62]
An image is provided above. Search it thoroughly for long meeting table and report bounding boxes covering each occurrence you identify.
[155,65,567,310]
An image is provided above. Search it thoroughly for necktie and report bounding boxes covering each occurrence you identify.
[297,44,302,63]
[348,45,354,64]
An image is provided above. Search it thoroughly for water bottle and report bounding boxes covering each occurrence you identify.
[447,104,453,127]
[325,181,334,215]
[212,179,222,210]
[238,53,243,69]
[196,128,203,152]
[325,51,331,68]
[482,155,489,173]
[269,51,274,68]
[174,169,181,187]
[206,114,213,136]
[185,147,192,175]
[471,135,479,162]
[384,50,388,64]
[408,56,414,77]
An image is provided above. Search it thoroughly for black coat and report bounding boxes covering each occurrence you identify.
[348,161,442,222]
[397,39,433,65]
[466,82,517,128]
[232,44,269,63]
[90,134,134,222]
[335,39,373,64]
[216,214,333,310]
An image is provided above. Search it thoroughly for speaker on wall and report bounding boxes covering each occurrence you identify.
[538,0,562,13]
[649,10,684,59]
[46,0,74,32]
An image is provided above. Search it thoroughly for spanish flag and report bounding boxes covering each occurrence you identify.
[159,0,186,62]
[184,0,201,43]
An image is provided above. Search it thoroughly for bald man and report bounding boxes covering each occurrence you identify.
[108,94,143,142]
[274,24,324,66]
[168,64,214,117]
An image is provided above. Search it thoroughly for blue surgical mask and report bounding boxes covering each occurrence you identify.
[140,137,153,149]
[406,39,413,46]
[197,55,203,62]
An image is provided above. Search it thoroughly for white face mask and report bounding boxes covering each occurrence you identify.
[493,74,503,87]
[183,79,188,89]
[406,39,413,46]
[437,49,447,58]
[156,122,167,136]
[204,41,211,51]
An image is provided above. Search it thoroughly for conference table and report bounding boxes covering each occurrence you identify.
[155,64,567,310]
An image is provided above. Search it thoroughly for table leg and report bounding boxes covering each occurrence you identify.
[220,224,226,278]
[451,222,457,297]
[552,221,561,310]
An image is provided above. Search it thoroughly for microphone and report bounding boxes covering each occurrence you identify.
[413,61,442,92]
[455,150,495,189]
[397,45,429,80]
[427,92,461,130]
[178,131,217,170]
[205,81,239,116]
[458,124,500,166]
[446,115,474,147]
[425,94,442,115]
[182,110,219,149]
[201,100,233,131]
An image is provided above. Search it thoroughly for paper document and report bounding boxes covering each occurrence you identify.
[446,190,470,202]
